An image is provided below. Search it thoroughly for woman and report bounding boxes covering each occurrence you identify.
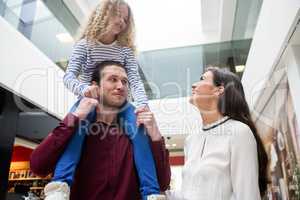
[166,67,268,200]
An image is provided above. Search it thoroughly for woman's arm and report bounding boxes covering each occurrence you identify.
[230,123,261,200]
[63,39,89,96]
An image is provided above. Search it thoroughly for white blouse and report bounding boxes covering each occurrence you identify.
[166,118,261,200]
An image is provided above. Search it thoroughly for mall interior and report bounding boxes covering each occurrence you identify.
[0,0,300,199]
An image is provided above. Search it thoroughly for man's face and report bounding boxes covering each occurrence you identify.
[97,65,129,109]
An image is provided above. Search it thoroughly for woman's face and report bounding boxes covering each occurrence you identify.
[106,4,129,36]
[189,71,219,107]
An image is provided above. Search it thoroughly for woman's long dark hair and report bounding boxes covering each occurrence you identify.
[207,67,268,196]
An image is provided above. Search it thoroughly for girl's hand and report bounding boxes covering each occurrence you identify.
[84,85,99,99]
[72,98,99,120]
[136,106,162,141]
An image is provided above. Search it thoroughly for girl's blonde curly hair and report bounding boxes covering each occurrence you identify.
[79,0,136,52]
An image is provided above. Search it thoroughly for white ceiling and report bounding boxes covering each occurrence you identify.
[67,0,223,51]
[6,0,52,24]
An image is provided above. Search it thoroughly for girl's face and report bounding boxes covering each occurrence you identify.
[189,71,221,107]
[106,4,129,36]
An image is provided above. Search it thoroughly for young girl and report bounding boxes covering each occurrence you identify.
[44,1,165,200]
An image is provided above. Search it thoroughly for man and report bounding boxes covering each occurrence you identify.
[30,61,171,200]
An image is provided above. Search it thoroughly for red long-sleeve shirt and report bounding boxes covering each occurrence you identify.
[30,113,171,200]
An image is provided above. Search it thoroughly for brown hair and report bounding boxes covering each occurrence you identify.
[206,66,268,196]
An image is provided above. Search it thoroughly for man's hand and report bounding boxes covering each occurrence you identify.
[84,85,99,99]
[72,98,99,120]
[136,106,162,141]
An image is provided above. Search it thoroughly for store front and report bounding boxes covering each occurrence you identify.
[7,146,50,199]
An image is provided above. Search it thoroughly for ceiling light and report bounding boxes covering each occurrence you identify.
[172,144,177,147]
[235,65,245,73]
[56,33,74,43]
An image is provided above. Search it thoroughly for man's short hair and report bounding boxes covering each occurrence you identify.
[91,61,125,84]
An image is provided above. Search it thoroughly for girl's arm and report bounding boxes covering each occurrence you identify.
[124,48,148,108]
[63,39,89,97]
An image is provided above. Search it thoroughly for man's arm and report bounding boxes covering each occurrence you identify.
[30,113,79,177]
[136,107,171,191]
[30,98,99,177]
[150,138,171,191]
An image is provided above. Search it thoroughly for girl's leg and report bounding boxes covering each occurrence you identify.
[119,102,160,200]
[52,99,96,185]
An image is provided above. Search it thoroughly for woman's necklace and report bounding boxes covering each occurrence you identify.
[202,116,230,131]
